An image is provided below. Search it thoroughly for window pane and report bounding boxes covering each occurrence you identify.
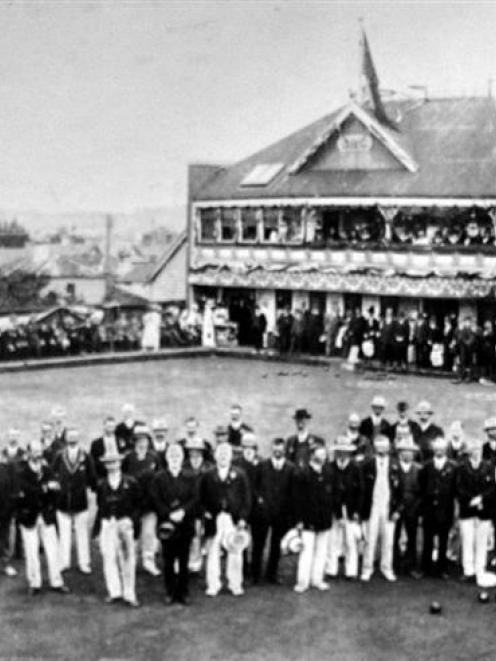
[241,209,258,241]
[283,208,303,242]
[220,208,236,241]
[200,209,217,241]
[262,208,279,241]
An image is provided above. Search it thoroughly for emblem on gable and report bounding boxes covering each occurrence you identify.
[337,132,373,153]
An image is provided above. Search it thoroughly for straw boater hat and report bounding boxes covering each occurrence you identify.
[371,395,386,409]
[416,400,433,414]
[280,528,304,555]
[395,436,419,453]
[483,417,496,432]
[431,436,448,452]
[152,418,169,431]
[222,527,251,554]
[101,451,124,465]
[241,432,257,448]
[333,436,355,453]
[185,437,206,452]
[373,434,390,450]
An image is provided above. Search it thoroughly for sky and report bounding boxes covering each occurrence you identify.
[0,0,496,214]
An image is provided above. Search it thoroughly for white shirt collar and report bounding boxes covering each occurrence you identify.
[218,465,230,481]
[271,457,285,470]
[399,460,411,473]
[434,456,447,470]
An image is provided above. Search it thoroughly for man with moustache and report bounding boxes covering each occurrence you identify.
[250,437,295,585]
[150,443,198,606]
[286,408,325,469]
[91,416,127,479]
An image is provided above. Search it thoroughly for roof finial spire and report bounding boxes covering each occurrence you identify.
[358,23,394,128]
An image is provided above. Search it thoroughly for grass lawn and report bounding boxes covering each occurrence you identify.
[1,356,496,661]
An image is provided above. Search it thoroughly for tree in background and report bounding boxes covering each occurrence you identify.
[0,270,50,311]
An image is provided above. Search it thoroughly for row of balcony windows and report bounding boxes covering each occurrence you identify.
[195,206,496,250]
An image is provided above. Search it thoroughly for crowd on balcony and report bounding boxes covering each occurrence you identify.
[197,206,496,249]
[271,305,495,383]
[0,305,202,362]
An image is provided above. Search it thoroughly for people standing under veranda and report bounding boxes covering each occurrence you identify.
[16,441,69,596]
[52,428,97,574]
[454,316,478,383]
[95,451,141,607]
[252,305,267,352]
[199,442,251,597]
[456,437,496,586]
[419,436,457,578]
[292,441,333,593]
[326,437,362,580]
[122,425,161,576]
[250,437,295,585]
[360,434,401,583]
[150,443,198,606]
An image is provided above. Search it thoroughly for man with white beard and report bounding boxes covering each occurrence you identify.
[199,442,251,597]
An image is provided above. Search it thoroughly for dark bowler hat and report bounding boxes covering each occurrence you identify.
[397,401,409,413]
[293,408,312,420]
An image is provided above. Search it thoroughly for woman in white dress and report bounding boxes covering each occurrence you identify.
[141,305,162,351]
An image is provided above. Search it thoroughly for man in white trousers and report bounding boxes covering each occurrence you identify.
[199,442,251,597]
[360,434,402,582]
[292,441,333,593]
[326,437,362,579]
[16,441,69,595]
[96,451,141,607]
[122,426,161,576]
[52,428,97,574]
[456,437,496,586]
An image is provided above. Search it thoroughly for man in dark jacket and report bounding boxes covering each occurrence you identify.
[292,441,333,593]
[96,451,141,607]
[122,425,161,576]
[415,400,444,462]
[0,452,18,577]
[286,408,325,469]
[251,438,295,585]
[456,438,495,585]
[394,436,422,578]
[115,403,144,452]
[326,437,362,579]
[227,404,253,450]
[359,395,392,443]
[149,443,198,606]
[199,442,251,597]
[454,316,478,383]
[360,434,401,582]
[184,437,213,573]
[390,401,421,446]
[419,436,457,578]
[252,305,267,351]
[52,427,97,574]
[16,441,69,595]
[91,416,128,479]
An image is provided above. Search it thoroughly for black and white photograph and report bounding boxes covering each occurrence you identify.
[2,1,496,659]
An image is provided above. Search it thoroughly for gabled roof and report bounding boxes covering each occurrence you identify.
[122,231,187,284]
[192,96,496,201]
[288,102,418,174]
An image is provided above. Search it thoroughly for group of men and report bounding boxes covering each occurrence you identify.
[2,398,496,609]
